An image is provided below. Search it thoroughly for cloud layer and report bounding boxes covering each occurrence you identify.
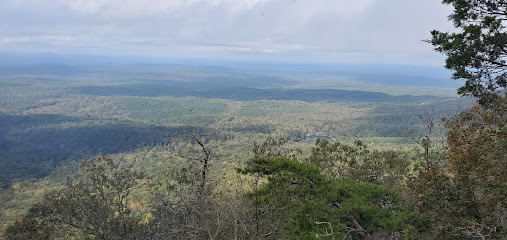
[0,0,455,65]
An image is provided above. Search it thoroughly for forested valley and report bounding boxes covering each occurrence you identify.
[0,58,504,239]
[1,1,507,238]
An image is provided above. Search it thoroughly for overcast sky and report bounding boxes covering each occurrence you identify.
[0,0,455,65]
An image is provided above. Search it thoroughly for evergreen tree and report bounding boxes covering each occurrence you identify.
[428,0,507,105]
[239,157,426,239]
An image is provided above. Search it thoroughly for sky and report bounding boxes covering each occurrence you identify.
[0,0,456,65]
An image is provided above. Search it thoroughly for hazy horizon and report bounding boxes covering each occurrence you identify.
[1,0,455,66]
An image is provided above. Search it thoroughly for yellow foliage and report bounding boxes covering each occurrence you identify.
[11,182,21,190]
[129,202,138,209]
[142,212,153,224]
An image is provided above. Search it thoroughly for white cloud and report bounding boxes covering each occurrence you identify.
[187,40,306,54]
[56,0,373,19]
[0,0,454,65]
[1,35,75,45]
[57,0,273,17]
[62,0,105,14]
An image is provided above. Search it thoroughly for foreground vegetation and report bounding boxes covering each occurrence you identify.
[3,95,506,239]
